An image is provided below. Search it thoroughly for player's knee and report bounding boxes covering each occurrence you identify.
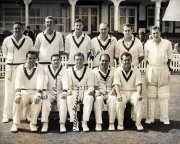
[147,86,157,98]
[95,96,103,102]
[158,86,170,99]
[108,96,116,103]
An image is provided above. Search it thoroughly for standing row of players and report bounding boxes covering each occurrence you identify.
[2,16,172,132]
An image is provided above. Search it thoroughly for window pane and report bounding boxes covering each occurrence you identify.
[148,9,154,17]
[36,9,40,16]
[111,7,114,17]
[129,17,135,25]
[5,11,20,16]
[82,16,88,31]
[129,9,135,16]
[111,17,114,31]
[57,25,64,32]
[120,8,126,16]
[148,18,154,26]
[175,21,180,27]
[5,8,19,11]
[5,23,13,30]
[29,9,35,16]
[82,8,88,15]
[75,16,79,20]
[120,17,126,31]
[120,17,126,26]
[75,7,79,15]
[5,17,21,22]
[36,19,40,24]
[91,8,97,15]
[29,18,35,24]
[91,16,97,31]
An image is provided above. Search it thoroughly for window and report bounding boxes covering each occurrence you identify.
[110,6,137,33]
[0,3,71,33]
[75,6,99,34]
[147,7,173,33]
[29,4,71,32]
[175,22,180,33]
[0,4,25,31]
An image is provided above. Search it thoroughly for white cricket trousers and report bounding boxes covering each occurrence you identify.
[41,91,67,123]
[94,94,116,124]
[116,91,142,126]
[146,65,170,122]
[67,90,94,122]
[13,90,42,125]
[3,65,18,119]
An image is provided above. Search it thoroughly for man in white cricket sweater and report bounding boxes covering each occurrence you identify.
[93,54,117,131]
[2,21,33,123]
[65,19,91,65]
[91,23,117,67]
[114,52,143,131]
[34,16,64,64]
[41,54,69,133]
[115,23,144,67]
[11,51,44,132]
[67,52,94,132]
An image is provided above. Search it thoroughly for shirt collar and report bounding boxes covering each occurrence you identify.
[24,63,37,69]
[121,65,134,75]
[97,34,111,40]
[152,37,163,43]
[123,34,135,42]
[72,32,85,38]
[11,34,26,42]
[50,64,61,73]
[99,66,111,74]
[44,29,55,35]
[74,65,84,71]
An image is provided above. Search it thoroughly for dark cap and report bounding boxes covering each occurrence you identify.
[27,26,31,28]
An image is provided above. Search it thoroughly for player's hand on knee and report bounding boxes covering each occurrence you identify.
[61,92,68,99]
[34,93,41,104]
[34,96,41,104]
[95,90,100,97]
[14,94,21,104]
[67,90,72,96]
[117,94,122,101]
[138,96,143,101]
[88,89,94,96]
[110,87,116,96]
[42,91,48,99]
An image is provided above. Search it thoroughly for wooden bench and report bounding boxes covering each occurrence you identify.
[50,101,132,126]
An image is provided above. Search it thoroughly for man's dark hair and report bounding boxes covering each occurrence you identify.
[74,52,84,60]
[13,21,23,27]
[36,25,40,29]
[27,26,31,29]
[75,18,84,25]
[121,52,132,60]
[100,54,110,61]
[150,25,160,32]
[51,54,60,60]
[122,23,132,30]
[26,50,39,59]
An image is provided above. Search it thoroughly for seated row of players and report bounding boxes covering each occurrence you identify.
[10,51,143,133]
